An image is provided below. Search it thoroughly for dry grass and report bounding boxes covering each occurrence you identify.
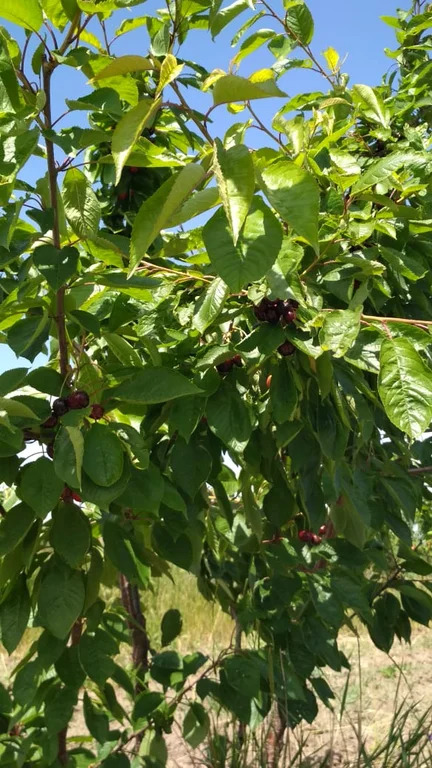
[2,569,432,766]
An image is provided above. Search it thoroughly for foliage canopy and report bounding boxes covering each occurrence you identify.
[0,0,432,765]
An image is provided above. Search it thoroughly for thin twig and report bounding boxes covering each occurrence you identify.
[170,80,213,143]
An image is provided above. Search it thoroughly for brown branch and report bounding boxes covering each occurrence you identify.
[407,465,432,475]
[170,81,213,143]
[42,59,69,379]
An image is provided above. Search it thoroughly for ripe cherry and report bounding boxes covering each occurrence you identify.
[117,191,128,201]
[90,403,105,420]
[42,414,58,429]
[72,492,82,503]
[278,341,296,357]
[47,443,54,459]
[233,355,243,367]
[319,524,328,536]
[52,398,69,417]
[266,374,272,389]
[129,166,139,174]
[283,307,296,324]
[66,390,90,410]
[216,359,234,375]
[311,534,322,546]
[298,530,313,543]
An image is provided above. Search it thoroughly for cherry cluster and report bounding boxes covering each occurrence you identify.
[216,355,243,375]
[298,524,329,547]
[37,390,104,458]
[254,297,298,325]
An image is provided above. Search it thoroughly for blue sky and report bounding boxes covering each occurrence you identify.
[0,0,400,374]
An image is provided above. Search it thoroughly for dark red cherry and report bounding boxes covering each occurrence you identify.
[90,403,105,420]
[52,398,69,417]
[278,341,296,357]
[66,390,90,410]
[216,359,234,375]
[42,414,58,429]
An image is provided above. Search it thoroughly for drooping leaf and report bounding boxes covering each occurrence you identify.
[33,245,79,291]
[203,197,283,292]
[53,426,84,489]
[260,158,320,252]
[213,139,255,245]
[18,457,64,517]
[130,164,205,274]
[161,609,182,647]
[62,168,100,237]
[0,503,34,557]
[83,424,124,487]
[320,308,362,358]
[50,503,91,568]
[112,97,161,184]
[0,575,30,653]
[378,337,432,439]
[192,277,229,334]
[38,563,85,639]
[285,2,314,45]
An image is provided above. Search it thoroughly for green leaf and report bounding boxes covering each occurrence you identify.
[33,245,79,291]
[156,54,184,96]
[170,438,212,498]
[0,397,39,421]
[18,457,64,517]
[351,151,427,195]
[212,71,287,104]
[83,691,109,743]
[0,0,43,30]
[207,382,253,452]
[211,0,250,37]
[167,187,220,227]
[183,702,210,748]
[353,84,390,129]
[53,426,84,489]
[50,503,91,568]
[130,164,205,275]
[83,424,124,487]
[133,691,164,722]
[112,367,201,404]
[0,503,34,557]
[104,332,143,367]
[270,361,298,423]
[101,756,130,768]
[112,97,161,185]
[25,366,64,396]
[93,55,154,80]
[193,277,229,334]
[320,308,362,358]
[62,168,100,237]
[260,158,320,252]
[222,654,260,698]
[103,519,139,582]
[203,197,283,292]
[161,609,182,647]
[0,575,30,653]
[378,337,432,439]
[213,139,255,245]
[0,368,28,396]
[38,563,85,639]
[285,2,314,45]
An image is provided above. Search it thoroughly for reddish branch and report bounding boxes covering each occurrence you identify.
[119,574,149,691]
